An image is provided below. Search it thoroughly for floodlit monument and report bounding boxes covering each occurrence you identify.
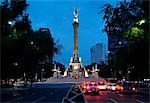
[66,9,88,78]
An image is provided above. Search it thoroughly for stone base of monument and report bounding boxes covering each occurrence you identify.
[53,72,61,78]
[62,69,89,78]
[91,72,99,78]
[84,70,89,78]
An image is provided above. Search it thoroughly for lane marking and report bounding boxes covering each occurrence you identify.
[32,96,45,103]
[13,93,20,96]
[137,95,143,98]
[8,97,23,102]
[110,98,118,103]
[136,99,145,103]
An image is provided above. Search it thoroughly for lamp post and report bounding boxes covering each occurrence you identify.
[13,62,19,87]
[57,67,60,78]
[24,72,26,84]
[30,41,34,45]
[41,69,44,81]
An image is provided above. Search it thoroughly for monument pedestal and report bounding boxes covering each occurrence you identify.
[69,57,82,78]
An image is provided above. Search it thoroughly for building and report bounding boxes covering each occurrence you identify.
[39,28,50,34]
[90,43,106,64]
[108,34,127,59]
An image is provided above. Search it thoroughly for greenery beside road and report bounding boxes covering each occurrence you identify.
[100,0,149,80]
[1,0,61,86]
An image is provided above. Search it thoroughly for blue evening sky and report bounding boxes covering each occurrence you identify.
[27,0,121,67]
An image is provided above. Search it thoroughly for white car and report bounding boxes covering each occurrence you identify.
[106,79,118,90]
[97,81,107,90]
[82,81,99,94]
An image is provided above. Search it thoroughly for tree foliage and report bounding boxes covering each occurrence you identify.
[101,0,145,39]
[1,0,61,81]
[101,0,149,80]
[1,0,31,80]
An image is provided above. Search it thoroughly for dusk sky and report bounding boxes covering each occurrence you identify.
[27,0,121,67]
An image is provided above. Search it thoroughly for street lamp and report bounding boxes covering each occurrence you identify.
[12,62,19,86]
[30,41,34,45]
[139,20,145,25]
[41,69,44,81]
[57,67,60,78]
[119,41,122,45]
[8,21,12,25]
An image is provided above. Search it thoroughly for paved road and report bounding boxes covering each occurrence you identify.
[85,90,149,103]
[1,77,149,103]
[1,83,72,103]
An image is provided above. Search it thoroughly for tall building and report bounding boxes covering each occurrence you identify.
[108,34,127,59]
[90,43,106,64]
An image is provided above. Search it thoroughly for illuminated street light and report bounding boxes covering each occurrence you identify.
[15,62,18,66]
[30,41,34,45]
[119,41,122,45]
[139,20,145,25]
[8,21,12,25]
[13,62,18,66]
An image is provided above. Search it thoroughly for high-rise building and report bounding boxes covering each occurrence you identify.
[108,34,127,59]
[90,43,106,64]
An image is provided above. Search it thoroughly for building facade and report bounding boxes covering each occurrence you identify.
[90,43,106,64]
[108,34,127,59]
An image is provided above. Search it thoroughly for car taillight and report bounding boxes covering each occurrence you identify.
[121,87,123,90]
[100,81,103,84]
[83,85,86,88]
[97,86,101,89]
[132,87,135,90]
[91,82,95,84]
[86,86,89,89]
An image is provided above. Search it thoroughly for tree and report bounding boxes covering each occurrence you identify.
[1,0,31,81]
[1,0,61,84]
[101,0,144,38]
[23,29,60,77]
[101,0,149,80]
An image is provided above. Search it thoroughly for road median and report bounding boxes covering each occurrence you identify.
[62,83,86,103]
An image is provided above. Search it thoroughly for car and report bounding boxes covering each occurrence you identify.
[108,84,117,91]
[106,79,118,91]
[81,81,88,89]
[116,82,138,94]
[82,81,99,95]
[97,81,107,90]
[115,83,124,93]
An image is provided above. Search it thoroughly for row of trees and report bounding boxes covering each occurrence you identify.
[85,62,110,78]
[1,0,60,83]
[101,0,149,80]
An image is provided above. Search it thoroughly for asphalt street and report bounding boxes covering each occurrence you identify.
[1,77,149,103]
[1,83,72,103]
[85,90,149,103]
